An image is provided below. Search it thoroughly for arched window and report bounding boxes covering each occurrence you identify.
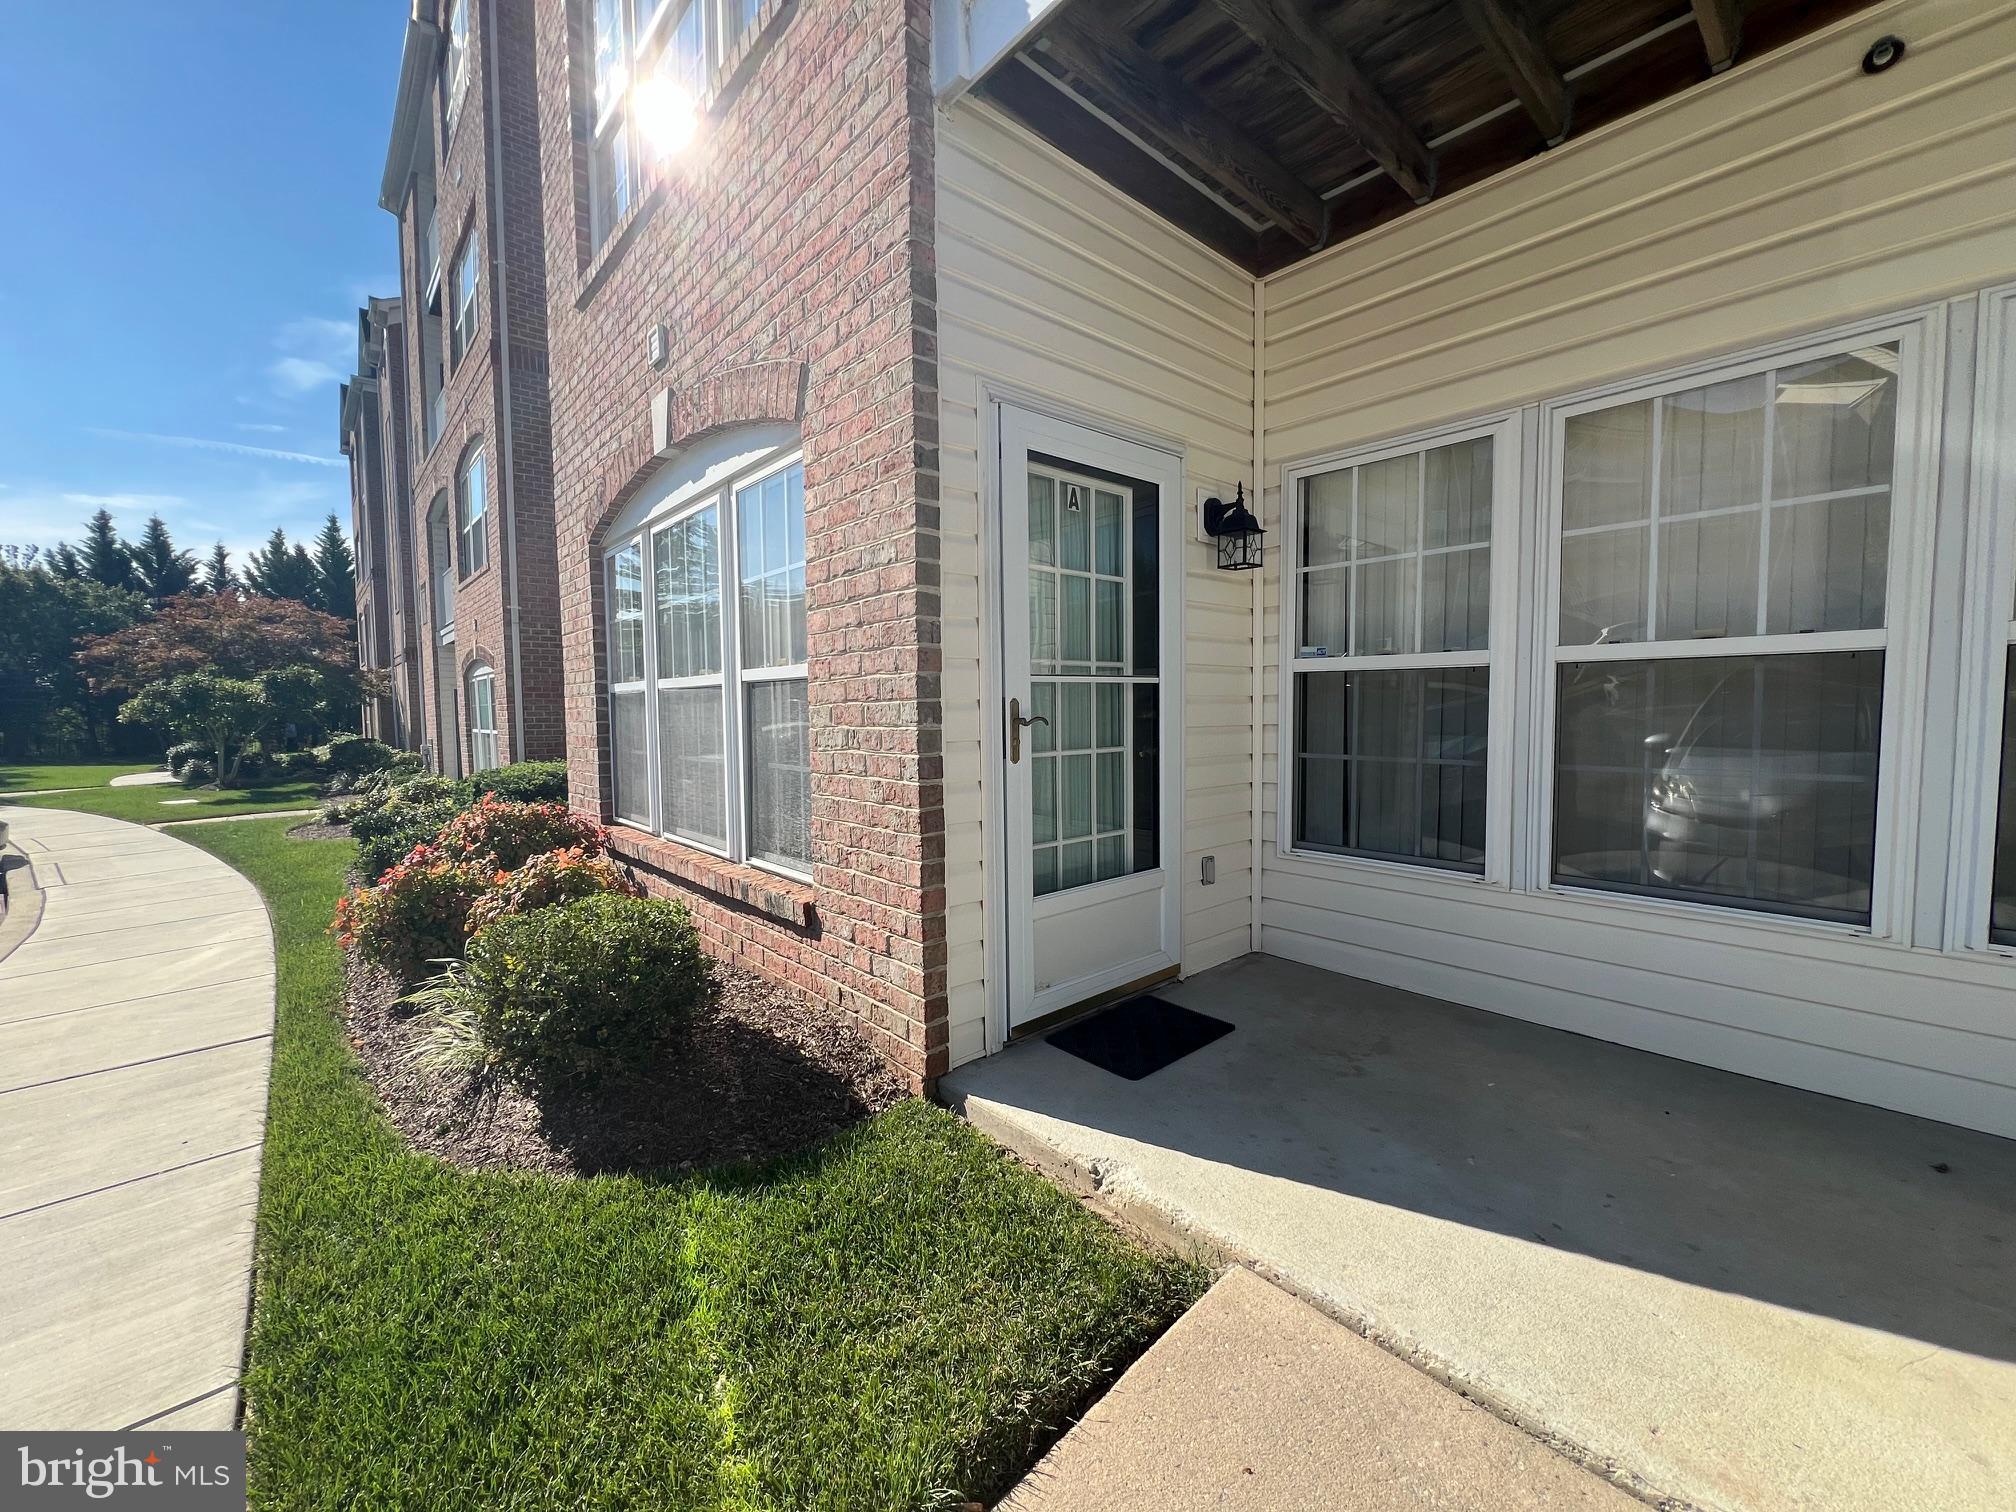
[601,426,809,877]
[456,444,488,578]
[465,661,498,774]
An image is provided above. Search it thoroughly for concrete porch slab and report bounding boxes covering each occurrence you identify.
[944,954,2016,1512]
[1003,1266,1639,1511]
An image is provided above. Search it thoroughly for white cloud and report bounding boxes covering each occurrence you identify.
[269,356,343,394]
[88,428,345,468]
[236,422,289,434]
[61,491,185,510]
[278,315,356,364]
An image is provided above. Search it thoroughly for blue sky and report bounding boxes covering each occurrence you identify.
[0,4,403,570]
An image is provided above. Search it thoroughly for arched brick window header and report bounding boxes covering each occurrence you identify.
[652,359,806,457]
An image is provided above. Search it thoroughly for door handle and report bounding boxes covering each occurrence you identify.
[1007,697,1048,763]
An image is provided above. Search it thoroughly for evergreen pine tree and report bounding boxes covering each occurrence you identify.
[79,509,133,590]
[201,542,235,595]
[48,543,83,580]
[130,515,198,602]
[241,527,290,597]
[310,514,357,621]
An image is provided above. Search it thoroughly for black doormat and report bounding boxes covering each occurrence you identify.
[1046,995,1234,1081]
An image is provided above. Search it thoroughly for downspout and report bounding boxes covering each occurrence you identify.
[484,0,527,760]
[1250,277,1266,955]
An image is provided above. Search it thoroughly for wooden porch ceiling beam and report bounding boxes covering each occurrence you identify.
[1041,9,1328,248]
[1459,0,1572,146]
[1691,0,1743,71]
[1207,0,1435,204]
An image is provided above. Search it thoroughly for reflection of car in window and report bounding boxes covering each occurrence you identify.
[1645,662,1881,910]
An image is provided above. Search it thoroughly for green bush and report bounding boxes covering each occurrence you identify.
[179,757,216,788]
[323,734,398,777]
[456,894,711,1086]
[464,846,641,935]
[165,740,207,777]
[273,748,326,779]
[352,790,470,881]
[465,759,568,804]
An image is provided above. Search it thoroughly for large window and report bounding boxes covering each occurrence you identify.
[466,663,498,773]
[587,0,707,252]
[1286,427,1500,872]
[443,0,470,133]
[456,445,488,578]
[606,450,809,877]
[450,230,480,367]
[1550,340,1901,924]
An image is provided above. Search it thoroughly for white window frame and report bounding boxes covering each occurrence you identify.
[466,663,498,772]
[587,0,703,253]
[456,445,489,579]
[602,441,810,882]
[443,0,471,135]
[1947,282,2016,954]
[1276,412,1524,887]
[1526,309,1945,941]
[450,229,480,367]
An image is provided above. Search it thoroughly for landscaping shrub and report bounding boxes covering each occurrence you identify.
[465,758,568,804]
[453,893,711,1086]
[431,796,602,873]
[273,748,326,779]
[165,740,206,777]
[352,789,470,881]
[465,846,642,936]
[332,845,495,980]
[179,757,215,788]
[323,734,397,777]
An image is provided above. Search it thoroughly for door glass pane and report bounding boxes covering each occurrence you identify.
[1993,648,2016,947]
[1553,651,1883,923]
[1293,668,1487,871]
[1028,464,1158,899]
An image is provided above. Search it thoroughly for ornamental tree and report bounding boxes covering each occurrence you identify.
[79,591,357,694]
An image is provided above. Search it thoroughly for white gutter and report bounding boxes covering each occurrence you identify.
[379,8,442,212]
[483,0,527,760]
[1249,277,1266,955]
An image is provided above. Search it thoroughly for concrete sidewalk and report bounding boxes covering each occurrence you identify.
[0,804,274,1431]
[1003,1267,1638,1511]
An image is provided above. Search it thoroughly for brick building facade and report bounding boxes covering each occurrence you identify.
[340,297,423,748]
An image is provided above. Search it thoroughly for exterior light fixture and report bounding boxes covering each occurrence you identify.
[1203,483,1264,571]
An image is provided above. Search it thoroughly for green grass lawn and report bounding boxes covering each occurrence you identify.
[0,760,159,792]
[183,818,1201,1511]
[5,778,323,824]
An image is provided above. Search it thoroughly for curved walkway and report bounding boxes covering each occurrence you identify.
[0,803,273,1430]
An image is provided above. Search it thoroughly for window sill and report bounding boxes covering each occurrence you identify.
[607,825,816,929]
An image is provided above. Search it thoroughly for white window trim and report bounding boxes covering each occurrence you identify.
[1525,307,1946,943]
[1947,282,2016,954]
[451,231,480,367]
[1275,411,1524,888]
[466,664,498,772]
[457,447,489,579]
[603,442,810,883]
[444,0,471,135]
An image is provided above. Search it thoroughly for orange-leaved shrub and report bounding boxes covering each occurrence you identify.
[465,846,642,937]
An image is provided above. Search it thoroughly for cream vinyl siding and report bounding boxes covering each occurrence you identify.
[1257,0,2016,1135]
[936,101,1257,1066]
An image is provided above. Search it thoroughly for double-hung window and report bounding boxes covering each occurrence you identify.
[1285,423,1507,873]
[443,0,470,133]
[606,449,809,878]
[1547,337,1906,925]
[588,0,708,253]
[456,446,488,578]
[451,231,480,367]
[466,663,498,772]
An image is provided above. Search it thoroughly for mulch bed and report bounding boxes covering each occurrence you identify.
[341,947,909,1178]
[288,820,352,841]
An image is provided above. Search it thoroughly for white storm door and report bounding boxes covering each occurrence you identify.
[998,406,1182,1031]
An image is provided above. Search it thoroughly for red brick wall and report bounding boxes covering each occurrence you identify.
[533,0,946,1087]
[393,0,566,775]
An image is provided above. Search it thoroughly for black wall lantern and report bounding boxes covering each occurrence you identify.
[1203,483,1264,571]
